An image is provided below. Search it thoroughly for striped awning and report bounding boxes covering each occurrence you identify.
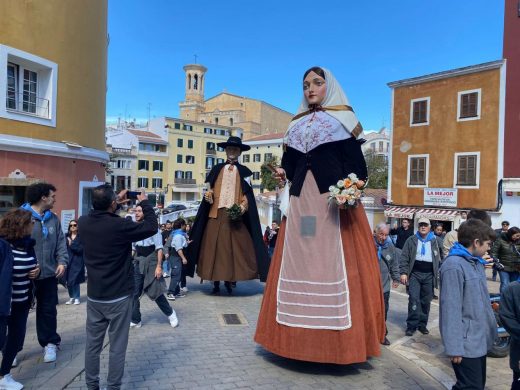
[416,208,459,221]
[384,206,416,219]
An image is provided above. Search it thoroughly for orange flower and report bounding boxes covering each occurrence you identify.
[343,178,352,188]
[356,180,365,189]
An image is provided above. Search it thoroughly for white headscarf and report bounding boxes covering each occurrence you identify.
[285,67,361,138]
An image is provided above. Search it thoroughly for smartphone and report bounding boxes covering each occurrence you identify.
[127,191,140,200]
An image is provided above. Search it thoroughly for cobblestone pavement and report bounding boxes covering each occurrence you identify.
[6,270,511,390]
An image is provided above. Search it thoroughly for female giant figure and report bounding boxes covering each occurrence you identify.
[254,67,385,364]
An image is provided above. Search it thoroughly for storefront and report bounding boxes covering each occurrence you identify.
[385,205,462,232]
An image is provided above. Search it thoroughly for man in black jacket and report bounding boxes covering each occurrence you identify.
[499,281,520,390]
[78,185,157,390]
[390,219,414,250]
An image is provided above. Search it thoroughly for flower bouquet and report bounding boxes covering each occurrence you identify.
[328,173,365,208]
[226,203,243,222]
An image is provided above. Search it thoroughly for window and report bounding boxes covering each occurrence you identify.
[186,155,195,164]
[204,127,212,134]
[378,142,384,153]
[188,140,193,149]
[205,157,215,169]
[217,158,224,164]
[177,139,183,148]
[242,154,250,163]
[177,154,182,163]
[183,124,193,131]
[138,160,149,171]
[185,171,193,179]
[253,172,260,180]
[253,154,261,162]
[215,117,219,125]
[410,97,430,126]
[229,118,233,126]
[175,170,184,179]
[370,143,376,152]
[174,122,181,129]
[408,155,429,187]
[458,89,481,121]
[386,142,390,153]
[137,177,149,188]
[206,142,215,150]
[454,152,480,188]
[264,153,273,162]
[152,178,163,188]
[1,45,58,126]
[152,161,163,172]
[116,160,131,169]
[217,146,225,152]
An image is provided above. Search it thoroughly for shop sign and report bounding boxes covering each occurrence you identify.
[424,188,457,207]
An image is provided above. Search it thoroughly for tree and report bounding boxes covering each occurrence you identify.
[364,152,388,189]
[260,156,280,192]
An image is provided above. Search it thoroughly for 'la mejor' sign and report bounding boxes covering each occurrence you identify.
[424,188,458,207]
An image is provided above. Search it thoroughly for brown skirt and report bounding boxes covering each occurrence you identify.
[254,203,386,364]
[197,208,257,281]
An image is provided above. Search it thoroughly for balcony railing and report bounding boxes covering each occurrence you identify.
[174,178,196,185]
[112,147,133,155]
[6,92,50,119]
[206,149,216,155]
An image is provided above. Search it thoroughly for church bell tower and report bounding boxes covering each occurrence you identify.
[179,64,207,120]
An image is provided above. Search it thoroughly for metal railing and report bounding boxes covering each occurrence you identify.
[206,149,216,155]
[6,92,50,119]
[174,178,196,185]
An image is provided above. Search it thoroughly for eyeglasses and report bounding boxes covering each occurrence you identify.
[418,223,429,228]
[69,224,77,227]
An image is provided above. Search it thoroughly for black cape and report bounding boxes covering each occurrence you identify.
[186,163,270,282]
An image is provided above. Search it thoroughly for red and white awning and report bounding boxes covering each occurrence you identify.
[416,208,458,221]
[384,206,416,219]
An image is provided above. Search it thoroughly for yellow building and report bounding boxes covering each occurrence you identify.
[386,60,506,229]
[179,64,293,139]
[242,133,284,192]
[0,0,108,217]
[149,117,237,203]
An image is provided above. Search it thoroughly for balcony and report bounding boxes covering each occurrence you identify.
[174,178,196,186]
[6,92,50,119]
[206,148,216,155]
[112,147,133,155]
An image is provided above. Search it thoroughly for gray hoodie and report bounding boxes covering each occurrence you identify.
[439,254,497,358]
[31,213,69,279]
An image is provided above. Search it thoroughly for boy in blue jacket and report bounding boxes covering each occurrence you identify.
[440,218,497,390]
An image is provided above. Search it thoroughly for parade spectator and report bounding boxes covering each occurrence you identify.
[161,221,173,278]
[267,222,279,259]
[490,226,520,294]
[433,223,444,244]
[0,210,40,390]
[164,218,189,299]
[443,210,492,258]
[21,182,68,363]
[255,66,385,364]
[373,223,400,346]
[440,219,497,390]
[78,185,157,390]
[400,217,442,336]
[130,205,178,328]
[499,280,520,390]
[64,220,85,305]
[495,220,510,236]
[390,219,414,250]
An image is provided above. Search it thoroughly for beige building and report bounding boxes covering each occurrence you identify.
[179,64,293,139]
[242,133,284,191]
[0,0,108,218]
[148,117,237,203]
[361,127,391,159]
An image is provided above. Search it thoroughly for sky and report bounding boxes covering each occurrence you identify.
[106,0,505,132]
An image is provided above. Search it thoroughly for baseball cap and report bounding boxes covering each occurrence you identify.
[418,217,431,226]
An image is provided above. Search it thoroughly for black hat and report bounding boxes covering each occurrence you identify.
[217,136,251,151]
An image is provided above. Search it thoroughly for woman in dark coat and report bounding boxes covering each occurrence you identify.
[490,226,520,294]
[64,220,85,305]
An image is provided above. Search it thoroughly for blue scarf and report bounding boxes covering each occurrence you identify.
[415,231,436,256]
[21,203,52,239]
[374,236,391,262]
[448,242,487,265]
[171,229,185,237]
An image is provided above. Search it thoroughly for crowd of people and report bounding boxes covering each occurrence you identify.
[0,65,519,390]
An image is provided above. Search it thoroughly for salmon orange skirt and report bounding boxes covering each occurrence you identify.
[254,204,386,364]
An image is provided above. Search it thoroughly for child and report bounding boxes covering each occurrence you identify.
[499,280,520,390]
[440,218,497,390]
